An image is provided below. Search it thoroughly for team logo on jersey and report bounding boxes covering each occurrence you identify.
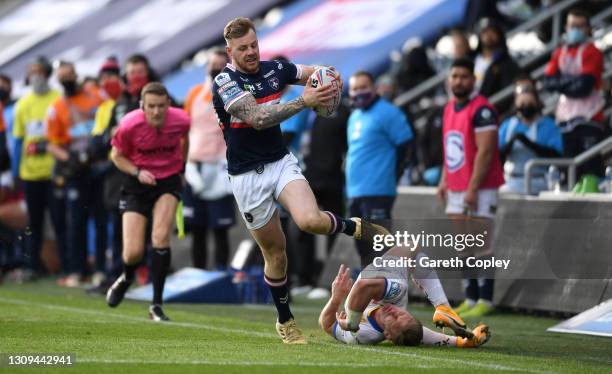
[481,107,492,119]
[244,84,255,94]
[445,130,465,173]
[268,77,279,90]
[255,82,263,91]
[215,73,231,86]
[386,281,402,301]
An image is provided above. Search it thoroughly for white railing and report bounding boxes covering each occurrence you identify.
[524,136,612,195]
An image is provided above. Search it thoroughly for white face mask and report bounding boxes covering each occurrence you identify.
[30,74,49,94]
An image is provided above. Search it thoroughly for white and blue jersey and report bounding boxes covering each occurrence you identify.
[212,61,302,175]
[333,257,409,345]
[346,98,413,198]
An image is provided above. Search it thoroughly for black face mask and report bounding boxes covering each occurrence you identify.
[209,69,222,80]
[60,80,78,96]
[0,88,9,103]
[517,105,539,120]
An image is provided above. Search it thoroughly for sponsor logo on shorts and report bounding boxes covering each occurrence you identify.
[244,212,254,223]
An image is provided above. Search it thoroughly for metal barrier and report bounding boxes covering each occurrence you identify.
[524,136,612,195]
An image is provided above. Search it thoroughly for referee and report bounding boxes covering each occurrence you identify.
[106,82,190,321]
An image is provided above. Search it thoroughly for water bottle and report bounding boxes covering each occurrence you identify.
[547,165,561,193]
[605,166,612,194]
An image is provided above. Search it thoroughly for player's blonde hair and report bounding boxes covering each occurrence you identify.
[224,17,256,42]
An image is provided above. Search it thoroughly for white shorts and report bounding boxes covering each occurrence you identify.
[229,153,306,230]
[445,189,498,218]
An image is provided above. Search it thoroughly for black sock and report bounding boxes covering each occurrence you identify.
[463,278,479,302]
[478,278,494,302]
[123,262,137,283]
[323,211,356,236]
[264,274,293,323]
[213,228,229,268]
[152,247,171,305]
[192,229,207,269]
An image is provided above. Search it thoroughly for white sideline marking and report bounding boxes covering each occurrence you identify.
[77,358,435,368]
[0,296,553,374]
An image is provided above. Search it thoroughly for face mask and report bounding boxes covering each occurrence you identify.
[102,79,122,100]
[517,105,539,120]
[209,69,222,80]
[0,88,9,103]
[350,90,375,109]
[60,80,78,96]
[127,74,149,96]
[30,74,49,94]
[566,27,587,45]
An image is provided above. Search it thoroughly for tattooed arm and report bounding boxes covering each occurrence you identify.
[227,78,335,131]
[227,94,307,131]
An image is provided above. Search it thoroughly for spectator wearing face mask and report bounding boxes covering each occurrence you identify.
[543,8,605,185]
[499,81,563,195]
[45,61,103,287]
[12,57,66,280]
[543,7,604,125]
[107,54,163,132]
[346,71,414,268]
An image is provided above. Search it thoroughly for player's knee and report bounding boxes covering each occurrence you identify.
[295,210,323,233]
[123,249,142,265]
[151,226,171,247]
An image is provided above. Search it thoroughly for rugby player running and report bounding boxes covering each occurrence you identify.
[212,17,390,344]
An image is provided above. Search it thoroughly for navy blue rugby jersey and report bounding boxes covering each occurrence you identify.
[212,60,303,175]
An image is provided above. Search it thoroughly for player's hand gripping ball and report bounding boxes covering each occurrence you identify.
[309,67,341,117]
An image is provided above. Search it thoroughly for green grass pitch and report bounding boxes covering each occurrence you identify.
[1,281,611,373]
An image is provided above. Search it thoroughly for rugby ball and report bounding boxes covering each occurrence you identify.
[309,67,341,117]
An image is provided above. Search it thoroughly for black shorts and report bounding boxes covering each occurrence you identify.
[119,174,182,216]
[183,185,235,229]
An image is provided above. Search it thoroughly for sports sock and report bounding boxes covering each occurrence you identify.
[421,326,457,347]
[411,252,449,307]
[323,211,356,236]
[191,229,208,269]
[123,262,137,283]
[264,274,293,323]
[151,247,171,305]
